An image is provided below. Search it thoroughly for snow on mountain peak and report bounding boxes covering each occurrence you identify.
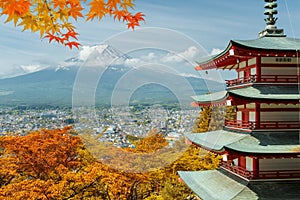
[58,44,130,70]
[78,44,126,62]
[79,44,108,61]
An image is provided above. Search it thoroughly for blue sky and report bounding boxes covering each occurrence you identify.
[0,0,299,77]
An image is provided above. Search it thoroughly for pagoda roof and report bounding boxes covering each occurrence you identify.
[191,91,228,106]
[233,36,300,51]
[186,130,300,154]
[191,85,300,105]
[229,85,300,100]
[178,170,257,200]
[196,36,300,70]
[178,169,300,200]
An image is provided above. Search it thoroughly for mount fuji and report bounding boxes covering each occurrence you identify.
[0,44,219,107]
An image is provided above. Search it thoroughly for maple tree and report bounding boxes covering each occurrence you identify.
[0,125,221,199]
[0,0,145,49]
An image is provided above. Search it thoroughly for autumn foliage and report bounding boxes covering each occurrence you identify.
[0,126,220,199]
[0,0,145,49]
[192,105,236,133]
[127,129,169,153]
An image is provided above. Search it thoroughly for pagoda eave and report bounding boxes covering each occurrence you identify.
[196,37,300,71]
[229,94,300,105]
[185,131,300,155]
[228,85,300,105]
[223,148,300,159]
[191,100,227,107]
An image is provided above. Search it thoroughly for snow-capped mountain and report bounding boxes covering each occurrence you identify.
[57,44,131,71]
[0,44,219,106]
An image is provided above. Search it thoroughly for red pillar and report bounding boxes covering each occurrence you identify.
[238,156,246,169]
[256,56,261,82]
[252,157,259,179]
[255,102,261,129]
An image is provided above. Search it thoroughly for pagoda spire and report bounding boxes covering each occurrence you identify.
[258,0,285,37]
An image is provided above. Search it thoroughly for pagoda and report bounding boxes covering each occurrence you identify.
[179,1,300,199]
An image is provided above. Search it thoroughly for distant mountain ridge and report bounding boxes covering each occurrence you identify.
[0,44,221,107]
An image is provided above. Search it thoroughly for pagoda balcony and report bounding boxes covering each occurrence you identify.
[226,75,299,87]
[221,161,300,180]
[221,161,253,180]
[225,120,300,131]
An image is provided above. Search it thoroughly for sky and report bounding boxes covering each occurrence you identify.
[0,0,299,78]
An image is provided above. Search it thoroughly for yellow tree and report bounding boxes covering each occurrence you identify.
[192,106,212,132]
[0,0,144,49]
[123,129,221,199]
[192,105,237,133]
[0,127,110,199]
[127,129,169,153]
[147,146,221,200]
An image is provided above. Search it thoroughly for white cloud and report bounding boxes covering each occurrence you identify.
[179,73,201,78]
[160,46,200,65]
[79,45,109,61]
[64,44,203,74]
[141,52,157,60]
[178,46,199,61]
[124,58,143,67]
[210,48,223,55]
[20,64,48,73]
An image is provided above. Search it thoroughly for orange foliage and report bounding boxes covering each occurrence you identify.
[128,129,169,153]
[0,127,99,199]
[0,126,220,199]
[0,126,82,180]
[0,0,145,49]
[0,127,151,199]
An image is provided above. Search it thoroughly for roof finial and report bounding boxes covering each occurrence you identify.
[258,0,285,37]
[264,0,278,26]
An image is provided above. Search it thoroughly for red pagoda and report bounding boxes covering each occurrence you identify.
[179,1,300,199]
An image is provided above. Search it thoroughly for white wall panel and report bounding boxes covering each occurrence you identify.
[260,112,299,121]
[261,67,297,75]
[259,158,300,170]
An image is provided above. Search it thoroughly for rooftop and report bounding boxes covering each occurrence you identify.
[229,85,300,100]
[186,130,300,154]
[232,36,300,51]
[191,91,228,106]
[196,36,300,69]
[179,169,300,200]
[191,85,300,105]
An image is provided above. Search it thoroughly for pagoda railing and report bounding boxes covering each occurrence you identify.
[222,161,300,180]
[221,161,253,180]
[226,75,299,87]
[226,75,257,87]
[225,120,255,130]
[225,120,300,130]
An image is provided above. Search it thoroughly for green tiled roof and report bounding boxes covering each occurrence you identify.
[186,130,246,151]
[233,36,300,50]
[191,91,228,103]
[229,85,300,100]
[186,131,300,153]
[179,170,300,200]
[178,170,258,200]
[192,86,299,103]
[196,36,300,66]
